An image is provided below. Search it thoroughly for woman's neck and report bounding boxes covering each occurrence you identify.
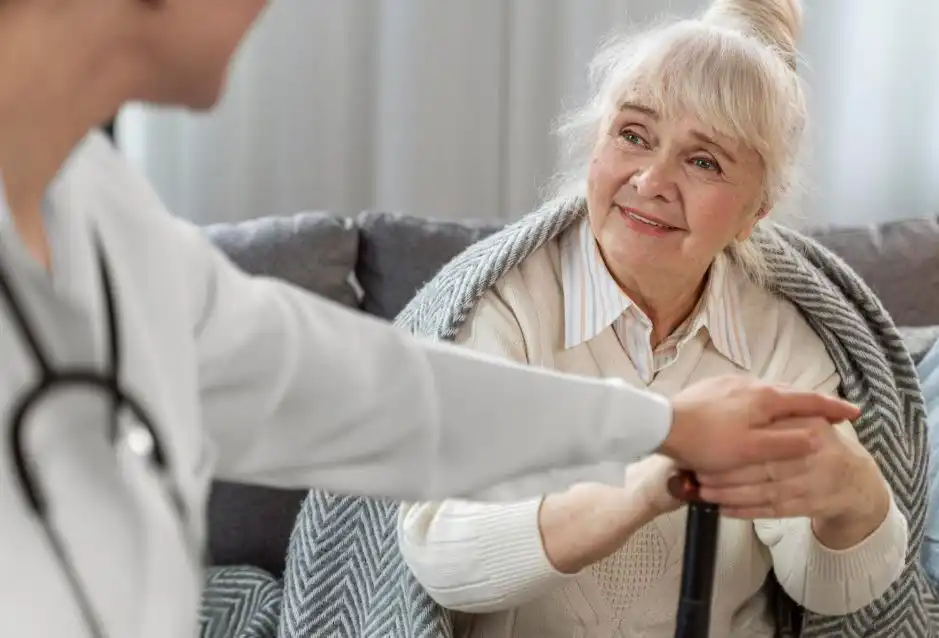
[0,6,129,268]
[607,260,710,348]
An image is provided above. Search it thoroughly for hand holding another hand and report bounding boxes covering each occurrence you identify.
[539,376,866,576]
[658,375,860,473]
[695,421,892,547]
[656,375,890,547]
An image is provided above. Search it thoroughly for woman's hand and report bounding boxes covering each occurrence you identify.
[538,454,683,574]
[695,419,892,548]
[625,453,684,517]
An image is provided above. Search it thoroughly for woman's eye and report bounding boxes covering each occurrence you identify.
[692,157,721,172]
[619,129,647,147]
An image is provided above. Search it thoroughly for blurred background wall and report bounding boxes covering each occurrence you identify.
[117,0,939,227]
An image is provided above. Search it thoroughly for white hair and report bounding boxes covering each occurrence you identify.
[545,0,808,286]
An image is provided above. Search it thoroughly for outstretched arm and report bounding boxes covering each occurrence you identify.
[181,220,674,501]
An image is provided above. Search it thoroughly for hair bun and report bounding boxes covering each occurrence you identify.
[702,0,802,70]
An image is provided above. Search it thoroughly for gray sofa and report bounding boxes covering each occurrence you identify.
[202,210,939,579]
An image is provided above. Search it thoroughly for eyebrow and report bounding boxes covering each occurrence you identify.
[690,131,738,164]
[618,101,658,118]
[617,101,738,164]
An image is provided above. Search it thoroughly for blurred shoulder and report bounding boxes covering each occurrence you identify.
[59,129,178,231]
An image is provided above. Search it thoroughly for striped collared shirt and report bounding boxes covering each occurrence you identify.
[559,217,752,383]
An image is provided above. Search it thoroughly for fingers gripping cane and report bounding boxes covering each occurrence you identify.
[669,471,720,638]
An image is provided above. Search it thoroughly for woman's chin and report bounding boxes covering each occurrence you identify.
[599,238,657,276]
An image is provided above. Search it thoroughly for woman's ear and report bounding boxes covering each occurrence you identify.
[734,206,769,242]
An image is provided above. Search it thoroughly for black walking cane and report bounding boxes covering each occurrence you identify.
[670,471,720,638]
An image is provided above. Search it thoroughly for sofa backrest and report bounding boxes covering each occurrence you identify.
[355,213,939,327]
[354,211,503,320]
[203,210,939,327]
[807,218,939,327]
[204,211,361,309]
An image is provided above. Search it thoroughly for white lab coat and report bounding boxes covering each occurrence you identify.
[0,132,671,636]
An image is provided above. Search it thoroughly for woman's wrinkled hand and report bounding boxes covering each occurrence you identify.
[538,455,687,575]
[625,454,685,518]
[694,418,890,525]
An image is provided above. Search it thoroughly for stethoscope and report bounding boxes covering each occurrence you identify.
[0,238,194,638]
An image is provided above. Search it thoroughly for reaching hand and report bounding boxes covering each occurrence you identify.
[657,375,860,473]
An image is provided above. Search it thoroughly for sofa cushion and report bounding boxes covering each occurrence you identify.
[355,211,502,320]
[806,218,939,327]
[204,211,359,308]
[204,482,306,576]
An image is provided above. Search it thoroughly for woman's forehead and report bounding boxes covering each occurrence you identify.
[601,40,784,160]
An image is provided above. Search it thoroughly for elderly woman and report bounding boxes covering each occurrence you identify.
[394,0,918,636]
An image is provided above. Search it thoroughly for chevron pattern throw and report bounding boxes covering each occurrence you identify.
[200,566,283,638]
[258,197,938,637]
[278,492,453,638]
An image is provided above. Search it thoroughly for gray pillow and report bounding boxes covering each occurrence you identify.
[806,218,939,327]
[204,211,360,308]
[355,211,503,320]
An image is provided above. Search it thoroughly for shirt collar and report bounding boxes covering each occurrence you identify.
[559,217,752,370]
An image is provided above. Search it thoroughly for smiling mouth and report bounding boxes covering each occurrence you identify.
[618,206,679,231]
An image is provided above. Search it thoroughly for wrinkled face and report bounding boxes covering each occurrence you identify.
[129,0,268,109]
[586,101,766,286]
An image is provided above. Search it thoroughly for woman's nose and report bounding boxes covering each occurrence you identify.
[629,160,677,202]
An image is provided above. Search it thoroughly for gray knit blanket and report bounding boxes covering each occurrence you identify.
[202,197,939,637]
